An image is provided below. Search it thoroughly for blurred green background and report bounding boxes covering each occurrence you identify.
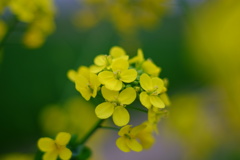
[1,0,240,159]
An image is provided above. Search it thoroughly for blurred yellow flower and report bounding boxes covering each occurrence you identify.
[40,97,98,140]
[116,123,154,152]
[74,0,171,35]
[98,58,137,91]
[0,20,6,41]
[0,0,55,48]
[95,86,136,126]
[38,132,72,160]
[68,66,100,101]
[139,73,166,109]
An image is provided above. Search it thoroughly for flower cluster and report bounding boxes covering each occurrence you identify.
[38,132,72,160]
[68,46,170,152]
[0,0,55,48]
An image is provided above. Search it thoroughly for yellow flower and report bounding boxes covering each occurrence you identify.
[38,132,72,160]
[90,46,128,73]
[98,58,137,91]
[67,66,100,101]
[95,86,136,126]
[129,49,161,77]
[139,73,166,109]
[116,123,154,152]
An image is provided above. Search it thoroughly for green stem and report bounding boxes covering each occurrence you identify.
[78,119,105,144]
[99,126,119,131]
[0,16,18,51]
[128,106,148,113]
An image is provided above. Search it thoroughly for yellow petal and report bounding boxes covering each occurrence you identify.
[110,46,126,58]
[131,124,147,137]
[126,139,143,152]
[129,49,144,64]
[67,70,77,82]
[139,92,152,109]
[94,55,107,66]
[95,102,115,119]
[38,138,55,152]
[120,69,137,83]
[89,72,101,97]
[142,60,161,77]
[160,93,171,106]
[77,66,90,78]
[98,71,115,84]
[105,78,122,91]
[118,125,132,136]
[150,95,165,108]
[137,132,155,149]
[43,150,58,160]
[152,77,164,94]
[56,132,71,146]
[140,73,153,91]
[101,86,119,101]
[118,87,136,105]
[111,58,129,71]
[116,137,131,152]
[90,65,105,73]
[59,147,72,160]
[113,106,130,126]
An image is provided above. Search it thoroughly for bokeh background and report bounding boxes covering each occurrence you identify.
[1,0,240,159]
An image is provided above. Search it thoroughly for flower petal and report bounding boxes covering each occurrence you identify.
[120,69,137,83]
[140,73,153,91]
[38,138,55,152]
[43,150,58,160]
[67,70,77,82]
[150,95,165,108]
[152,77,164,94]
[98,71,115,85]
[113,106,130,126]
[59,147,72,160]
[126,139,143,152]
[94,55,107,66]
[118,125,132,136]
[105,78,122,91]
[101,86,119,101]
[131,124,147,137]
[111,58,129,71]
[110,46,126,58]
[95,102,114,119]
[118,87,136,105]
[116,137,131,152]
[139,92,151,109]
[142,60,161,77]
[90,65,105,73]
[160,93,171,106]
[56,132,71,146]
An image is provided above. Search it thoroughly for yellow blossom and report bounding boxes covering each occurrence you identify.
[116,123,154,152]
[139,73,166,109]
[129,49,161,77]
[98,58,137,91]
[90,46,128,73]
[95,86,136,126]
[67,66,100,101]
[38,132,72,160]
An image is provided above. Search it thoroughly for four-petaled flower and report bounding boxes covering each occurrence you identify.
[98,58,137,91]
[139,73,166,109]
[116,123,154,152]
[38,132,72,160]
[67,66,100,101]
[95,86,136,126]
[90,46,128,73]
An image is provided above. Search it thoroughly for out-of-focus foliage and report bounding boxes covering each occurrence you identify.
[0,153,33,160]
